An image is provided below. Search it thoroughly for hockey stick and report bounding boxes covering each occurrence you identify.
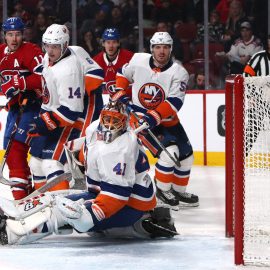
[0,98,28,186]
[127,105,181,167]
[15,172,72,205]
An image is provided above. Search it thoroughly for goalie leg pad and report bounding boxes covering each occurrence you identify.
[1,194,69,245]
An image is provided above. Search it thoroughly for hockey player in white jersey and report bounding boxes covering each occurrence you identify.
[28,24,104,191]
[0,101,177,245]
[112,32,199,208]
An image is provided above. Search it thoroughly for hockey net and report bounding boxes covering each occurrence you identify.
[225,75,270,266]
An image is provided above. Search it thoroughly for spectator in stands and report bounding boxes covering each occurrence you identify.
[225,21,262,74]
[32,12,49,46]
[80,8,109,41]
[23,26,35,42]
[196,10,225,43]
[79,29,100,57]
[221,0,247,51]
[152,0,179,23]
[187,68,206,90]
[107,6,132,39]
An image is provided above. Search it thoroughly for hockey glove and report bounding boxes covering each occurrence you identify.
[111,88,130,105]
[1,79,20,99]
[28,112,59,137]
[11,75,26,91]
[142,110,161,129]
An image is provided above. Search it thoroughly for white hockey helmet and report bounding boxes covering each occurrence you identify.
[42,24,69,57]
[99,101,128,143]
[150,32,173,53]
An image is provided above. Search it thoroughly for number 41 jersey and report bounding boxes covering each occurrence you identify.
[85,120,156,218]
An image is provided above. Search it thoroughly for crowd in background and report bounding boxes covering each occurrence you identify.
[2,0,268,89]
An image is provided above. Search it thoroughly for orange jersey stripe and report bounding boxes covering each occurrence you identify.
[115,75,130,90]
[94,193,127,218]
[85,76,103,95]
[139,134,159,156]
[127,196,156,211]
[172,175,190,186]
[52,127,72,161]
[52,112,73,127]
[155,170,174,183]
[155,101,175,119]
[52,112,83,130]
[81,94,95,136]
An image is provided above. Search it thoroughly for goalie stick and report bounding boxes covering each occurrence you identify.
[127,105,181,167]
[0,98,28,186]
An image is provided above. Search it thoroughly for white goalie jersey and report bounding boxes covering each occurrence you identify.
[84,120,156,218]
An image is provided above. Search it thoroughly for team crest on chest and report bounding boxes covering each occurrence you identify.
[42,76,50,104]
[138,83,165,109]
[106,80,116,94]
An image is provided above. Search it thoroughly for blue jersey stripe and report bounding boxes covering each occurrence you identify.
[167,97,183,111]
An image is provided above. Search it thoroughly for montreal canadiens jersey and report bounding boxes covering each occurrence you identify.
[0,42,43,94]
[94,49,133,96]
[41,46,103,129]
[84,120,156,219]
[117,53,189,126]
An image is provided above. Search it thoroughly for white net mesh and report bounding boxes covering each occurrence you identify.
[243,76,270,266]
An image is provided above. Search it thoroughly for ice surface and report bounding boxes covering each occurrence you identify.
[0,166,263,270]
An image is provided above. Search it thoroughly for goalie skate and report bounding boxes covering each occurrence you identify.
[141,216,178,238]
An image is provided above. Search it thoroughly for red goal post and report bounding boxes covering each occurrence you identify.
[225,75,270,266]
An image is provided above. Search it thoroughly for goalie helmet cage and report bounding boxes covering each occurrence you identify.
[225,75,270,266]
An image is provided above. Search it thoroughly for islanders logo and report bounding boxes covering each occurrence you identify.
[138,83,165,109]
[42,76,50,104]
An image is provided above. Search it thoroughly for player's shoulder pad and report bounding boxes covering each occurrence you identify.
[172,61,189,80]
[129,52,151,65]
[69,45,98,66]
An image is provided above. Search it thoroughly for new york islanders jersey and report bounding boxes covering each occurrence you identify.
[41,46,103,129]
[116,53,189,127]
[94,49,133,96]
[0,42,43,101]
[84,120,156,219]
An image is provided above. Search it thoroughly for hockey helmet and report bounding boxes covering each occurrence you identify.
[2,17,25,32]
[102,28,120,41]
[99,101,127,143]
[150,32,173,53]
[42,24,69,57]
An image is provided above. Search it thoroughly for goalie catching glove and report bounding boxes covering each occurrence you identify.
[1,75,26,99]
[28,111,59,137]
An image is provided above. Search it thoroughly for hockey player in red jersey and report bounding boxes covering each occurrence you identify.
[93,28,133,97]
[112,32,199,209]
[0,17,43,200]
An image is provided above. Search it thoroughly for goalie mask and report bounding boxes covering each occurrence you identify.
[98,102,128,143]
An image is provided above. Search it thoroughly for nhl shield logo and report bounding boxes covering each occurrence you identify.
[138,83,165,109]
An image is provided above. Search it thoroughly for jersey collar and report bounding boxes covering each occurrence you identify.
[149,56,173,72]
